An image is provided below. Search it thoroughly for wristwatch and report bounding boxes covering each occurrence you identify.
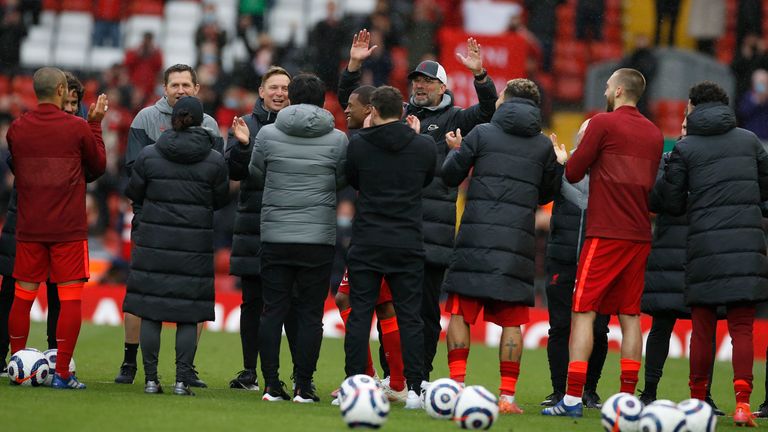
[473,68,488,81]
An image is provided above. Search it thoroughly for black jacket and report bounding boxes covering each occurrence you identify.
[0,189,17,276]
[544,191,586,281]
[225,99,277,276]
[346,121,436,249]
[338,68,498,266]
[124,127,229,323]
[660,102,768,306]
[642,155,690,316]
[441,99,561,303]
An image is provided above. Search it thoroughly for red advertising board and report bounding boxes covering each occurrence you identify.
[25,284,768,362]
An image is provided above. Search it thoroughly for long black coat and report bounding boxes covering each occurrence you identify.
[0,189,17,276]
[124,127,229,323]
[226,100,276,276]
[660,102,768,306]
[642,155,690,316]
[441,99,562,303]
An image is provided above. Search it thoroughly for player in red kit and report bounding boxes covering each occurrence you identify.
[543,68,663,417]
[6,67,106,389]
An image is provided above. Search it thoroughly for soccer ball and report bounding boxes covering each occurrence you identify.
[600,392,643,432]
[639,403,687,432]
[42,349,76,386]
[452,385,498,430]
[8,348,49,386]
[652,399,678,408]
[677,399,716,432]
[424,378,462,419]
[338,375,390,429]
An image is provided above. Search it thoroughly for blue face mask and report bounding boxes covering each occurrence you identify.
[337,216,352,229]
[224,98,238,109]
[756,82,767,94]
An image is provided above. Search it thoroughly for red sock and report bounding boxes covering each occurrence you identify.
[499,361,520,396]
[735,379,753,404]
[340,308,375,377]
[448,348,469,383]
[380,317,404,391]
[566,361,588,398]
[55,283,83,379]
[8,283,37,354]
[620,358,641,394]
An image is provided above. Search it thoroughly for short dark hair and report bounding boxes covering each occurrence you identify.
[64,71,84,107]
[32,67,66,99]
[503,78,541,105]
[351,85,376,105]
[172,111,197,131]
[689,80,729,106]
[164,64,198,86]
[613,68,646,102]
[260,66,291,87]
[371,86,404,119]
[288,73,326,107]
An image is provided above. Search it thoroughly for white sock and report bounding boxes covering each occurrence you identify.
[501,394,515,403]
[563,394,581,406]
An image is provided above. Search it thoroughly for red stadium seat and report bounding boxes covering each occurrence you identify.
[60,0,91,12]
[651,99,687,137]
[555,76,584,103]
[42,0,60,11]
[390,46,409,96]
[11,75,34,95]
[553,56,587,77]
[0,75,10,95]
[603,25,622,44]
[128,0,163,16]
[590,42,623,62]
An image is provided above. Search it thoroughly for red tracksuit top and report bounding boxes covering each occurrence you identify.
[565,106,663,242]
[7,103,106,242]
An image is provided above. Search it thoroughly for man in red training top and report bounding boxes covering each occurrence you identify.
[542,68,663,417]
[6,67,107,389]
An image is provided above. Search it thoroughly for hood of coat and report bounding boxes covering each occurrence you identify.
[274,104,335,138]
[154,96,173,115]
[686,102,737,137]
[155,127,215,164]
[491,98,542,137]
[357,121,417,152]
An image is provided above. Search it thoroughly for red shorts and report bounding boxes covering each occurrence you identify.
[13,240,90,283]
[445,292,529,327]
[337,269,393,305]
[572,237,650,315]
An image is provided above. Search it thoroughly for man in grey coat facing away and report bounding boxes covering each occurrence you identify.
[238,73,348,403]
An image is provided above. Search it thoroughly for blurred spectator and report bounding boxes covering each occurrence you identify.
[365,5,402,48]
[216,86,242,134]
[731,33,768,106]
[620,34,657,118]
[737,0,762,49]
[239,0,270,33]
[19,0,40,27]
[738,69,768,142]
[233,34,275,92]
[196,3,227,67]
[687,0,724,56]
[361,30,393,86]
[124,32,163,99]
[93,0,124,47]
[308,1,345,92]
[576,0,604,41]
[0,8,26,73]
[654,0,680,47]
[525,0,565,72]
[331,194,355,291]
[407,0,442,71]
[508,4,542,69]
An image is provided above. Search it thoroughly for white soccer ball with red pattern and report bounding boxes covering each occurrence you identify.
[8,348,49,387]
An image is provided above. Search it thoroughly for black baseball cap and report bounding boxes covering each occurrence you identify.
[408,60,448,84]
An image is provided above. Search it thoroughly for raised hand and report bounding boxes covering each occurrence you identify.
[456,38,483,76]
[87,93,108,122]
[348,29,378,72]
[232,117,251,145]
[406,115,421,133]
[445,128,462,150]
[550,133,568,165]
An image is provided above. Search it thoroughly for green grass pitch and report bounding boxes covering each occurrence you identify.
[1,322,765,431]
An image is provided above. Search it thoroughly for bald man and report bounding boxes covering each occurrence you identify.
[6,67,107,389]
[543,68,663,417]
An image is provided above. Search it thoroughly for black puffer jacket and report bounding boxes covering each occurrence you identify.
[642,155,690,316]
[0,188,17,276]
[338,68,498,266]
[661,102,768,306]
[441,99,561,303]
[545,181,587,271]
[124,127,229,323]
[226,100,277,276]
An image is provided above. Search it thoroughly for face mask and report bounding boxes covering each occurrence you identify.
[224,98,238,109]
[756,82,767,94]
[337,216,352,229]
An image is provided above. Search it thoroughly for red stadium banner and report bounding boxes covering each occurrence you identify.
[438,28,529,109]
[27,284,768,361]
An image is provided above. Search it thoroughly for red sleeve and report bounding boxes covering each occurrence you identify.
[339,268,349,291]
[82,120,106,178]
[565,116,605,183]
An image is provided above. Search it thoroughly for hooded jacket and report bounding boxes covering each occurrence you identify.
[248,104,348,246]
[545,177,588,282]
[660,102,768,306]
[345,121,437,249]
[225,99,278,276]
[123,127,229,323]
[338,68,498,266]
[441,99,562,303]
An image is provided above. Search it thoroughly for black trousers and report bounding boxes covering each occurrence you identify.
[140,319,197,383]
[258,242,334,390]
[0,276,59,360]
[545,262,609,394]
[345,245,425,390]
[421,263,445,380]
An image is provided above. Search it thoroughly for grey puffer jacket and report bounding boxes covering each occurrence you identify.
[248,104,348,245]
